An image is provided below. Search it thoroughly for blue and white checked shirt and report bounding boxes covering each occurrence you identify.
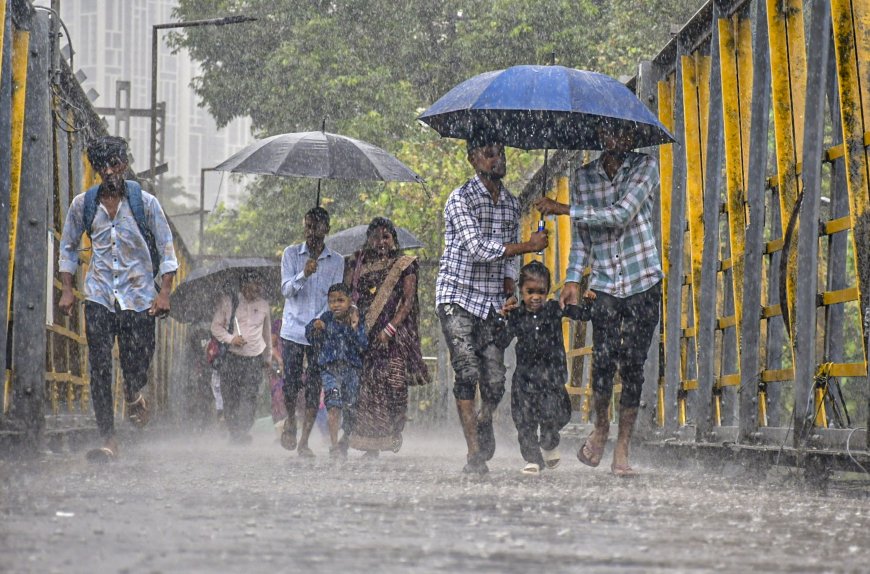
[436,175,520,318]
[566,152,663,298]
[58,185,178,313]
[280,242,344,345]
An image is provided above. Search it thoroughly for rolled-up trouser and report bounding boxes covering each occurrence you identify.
[590,282,661,408]
[220,353,263,436]
[437,303,506,407]
[85,301,155,438]
[281,338,321,412]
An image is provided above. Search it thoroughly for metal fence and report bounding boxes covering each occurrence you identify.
[0,0,193,448]
[522,0,870,470]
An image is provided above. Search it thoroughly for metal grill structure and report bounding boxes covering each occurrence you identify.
[522,0,870,473]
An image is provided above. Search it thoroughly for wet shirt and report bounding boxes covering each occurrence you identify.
[436,175,520,319]
[279,242,344,345]
[502,300,583,388]
[305,311,368,369]
[58,184,178,312]
[211,293,272,358]
[566,152,663,298]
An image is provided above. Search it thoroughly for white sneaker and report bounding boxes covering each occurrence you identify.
[542,447,561,469]
[521,462,541,475]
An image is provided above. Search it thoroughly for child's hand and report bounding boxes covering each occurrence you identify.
[583,290,596,301]
[312,319,325,332]
[350,306,360,329]
[501,295,519,315]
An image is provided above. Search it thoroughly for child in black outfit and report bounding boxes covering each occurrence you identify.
[501,261,591,475]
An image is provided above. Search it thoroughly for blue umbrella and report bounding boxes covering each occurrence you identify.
[418,65,674,150]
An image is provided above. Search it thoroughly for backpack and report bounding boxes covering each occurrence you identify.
[83,180,162,285]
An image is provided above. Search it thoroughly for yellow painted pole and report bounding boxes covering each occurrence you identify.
[681,54,706,378]
[658,77,675,349]
[7,29,27,326]
[718,16,751,354]
[556,176,570,284]
[830,0,870,369]
[766,0,806,342]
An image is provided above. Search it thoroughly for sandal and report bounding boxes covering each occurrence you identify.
[576,438,604,468]
[390,434,403,453]
[611,463,637,477]
[297,446,315,458]
[521,462,541,475]
[280,419,297,451]
[542,447,561,469]
[86,446,116,464]
[125,394,150,428]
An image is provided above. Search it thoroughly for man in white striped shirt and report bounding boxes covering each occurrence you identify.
[536,123,663,477]
[437,135,548,475]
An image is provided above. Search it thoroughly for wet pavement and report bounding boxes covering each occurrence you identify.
[2,423,870,573]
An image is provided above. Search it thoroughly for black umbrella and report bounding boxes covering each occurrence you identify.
[169,257,280,323]
[213,128,424,206]
[325,224,424,256]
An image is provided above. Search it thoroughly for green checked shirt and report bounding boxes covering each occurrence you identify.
[565,151,663,298]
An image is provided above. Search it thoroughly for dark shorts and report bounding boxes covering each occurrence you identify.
[437,303,506,404]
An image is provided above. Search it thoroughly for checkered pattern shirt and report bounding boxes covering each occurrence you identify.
[566,151,663,298]
[436,175,520,318]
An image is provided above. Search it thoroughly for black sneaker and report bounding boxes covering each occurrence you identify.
[462,454,489,475]
[477,419,496,461]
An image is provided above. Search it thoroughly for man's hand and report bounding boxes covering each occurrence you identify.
[148,291,171,318]
[560,282,581,308]
[59,289,76,316]
[312,319,325,332]
[231,334,246,347]
[303,258,318,277]
[528,230,549,252]
[534,196,570,216]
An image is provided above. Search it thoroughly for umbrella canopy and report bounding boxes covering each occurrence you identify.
[325,224,424,256]
[214,130,423,184]
[170,257,281,323]
[418,65,674,150]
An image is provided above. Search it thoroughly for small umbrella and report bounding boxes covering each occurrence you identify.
[418,65,674,151]
[213,128,424,206]
[325,224,424,256]
[170,257,280,323]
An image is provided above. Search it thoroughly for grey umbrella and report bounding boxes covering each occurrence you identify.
[169,257,281,323]
[213,130,424,206]
[325,224,424,256]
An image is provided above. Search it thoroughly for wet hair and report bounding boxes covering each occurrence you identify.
[519,261,551,291]
[328,282,351,297]
[86,136,129,170]
[239,271,261,285]
[305,206,330,227]
[466,129,501,155]
[365,217,401,252]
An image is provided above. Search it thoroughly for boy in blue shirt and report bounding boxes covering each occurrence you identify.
[306,283,368,458]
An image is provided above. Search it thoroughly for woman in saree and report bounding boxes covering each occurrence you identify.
[346,217,430,455]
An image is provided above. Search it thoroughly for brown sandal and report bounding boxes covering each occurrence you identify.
[125,394,150,428]
[576,438,604,468]
[611,463,638,477]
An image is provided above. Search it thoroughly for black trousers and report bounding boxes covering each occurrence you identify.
[84,301,155,438]
[590,282,661,408]
[220,353,263,437]
[281,338,322,413]
[511,375,572,466]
